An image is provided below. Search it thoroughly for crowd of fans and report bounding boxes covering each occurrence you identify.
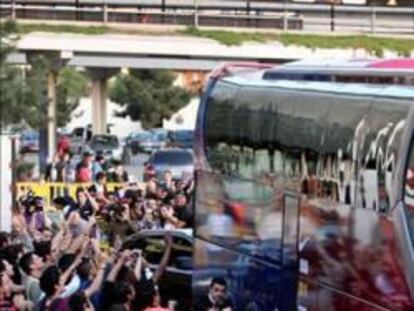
[1,145,195,310]
[36,151,194,234]
[0,216,177,311]
[45,151,130,184]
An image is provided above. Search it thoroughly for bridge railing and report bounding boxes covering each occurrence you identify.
[0,0,413,33]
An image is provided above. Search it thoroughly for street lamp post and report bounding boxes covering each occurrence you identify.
[283,0,288,32]
[194,0,198,27]
[330,1,335,32]
[75,0,79,21]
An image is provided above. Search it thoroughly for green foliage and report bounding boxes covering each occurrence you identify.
[0,20,18,63]
[109,70,192,129]
[24,56,88,129]
[1,20,88,129]
[182,27,414,57]
[0,20,25,129]
[56,67,88,127]
[183,26,268,45]
[11,22,414,57]
[17,23,108,35]
[277,33,414,57]
[23,54,50,128]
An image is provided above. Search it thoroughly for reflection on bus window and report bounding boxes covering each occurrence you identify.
[195,171,282,263]
[404,147,414,245]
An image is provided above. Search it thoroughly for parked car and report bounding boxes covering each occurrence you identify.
[19,131,39,153]
[69,127,91,154]
[89,134,122,160]
[128,131,158,154]
[122,230,192,311]
[166,130,194,150]
[70,124,113,154]
[148,148,194,179]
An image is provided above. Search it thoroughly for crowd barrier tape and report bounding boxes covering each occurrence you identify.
[16,182,145,210]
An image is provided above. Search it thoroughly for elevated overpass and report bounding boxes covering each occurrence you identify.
[8,31,373,163]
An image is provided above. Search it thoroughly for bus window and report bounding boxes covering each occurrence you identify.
[364,98,409,213]
[195,171,281,263]
[204,81,239,176]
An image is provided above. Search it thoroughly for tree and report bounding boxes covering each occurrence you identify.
[109,69,192,129]
[56,67,88,127]
[0,20,87,130]
[0,20,26,130]
[14,54,87,130]
[23,54,49,129]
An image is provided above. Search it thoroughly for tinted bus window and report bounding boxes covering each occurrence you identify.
[204,81,239,176]
[195,171,281,264]
[193,239,297,311]
[361,97,410,213]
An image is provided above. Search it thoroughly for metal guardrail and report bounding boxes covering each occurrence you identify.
[1,0,414,33]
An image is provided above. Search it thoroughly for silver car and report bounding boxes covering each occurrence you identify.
[89,134,123,160]
[148,148,194,180]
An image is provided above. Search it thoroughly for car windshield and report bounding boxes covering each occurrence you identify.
[72,128,84,137]
[22,132,39,139]
[91,135,119,147]
[152,151,193,165]
[135,132,153,141]
[172,131,193,141]
[153,132,167,141]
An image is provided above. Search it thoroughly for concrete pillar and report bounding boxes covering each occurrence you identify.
[47,71,57,160]
[91,76,108,135]
[87,68,118,135]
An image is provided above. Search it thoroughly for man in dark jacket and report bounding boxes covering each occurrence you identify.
[194,277,233,311]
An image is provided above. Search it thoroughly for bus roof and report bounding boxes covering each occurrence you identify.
[279,58,414,70]
[222,75,414,99]
[265,58,414,77]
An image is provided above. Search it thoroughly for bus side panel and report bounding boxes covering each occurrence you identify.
[192,238,298,311]
[298,94,414,311]
[297,278,387,311]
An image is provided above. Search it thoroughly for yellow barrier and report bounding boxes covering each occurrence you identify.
[16,182,139,209]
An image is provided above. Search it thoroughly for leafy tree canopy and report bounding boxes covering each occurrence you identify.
[0,24,87,130]
[109,69,191,129]
[0,20,26,129]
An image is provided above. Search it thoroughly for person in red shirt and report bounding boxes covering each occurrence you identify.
[58,135,71,157]
[76,152,93,183]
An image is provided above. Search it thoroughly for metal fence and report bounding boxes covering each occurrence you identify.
[16,182,142,209]
[1,0,414,34]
